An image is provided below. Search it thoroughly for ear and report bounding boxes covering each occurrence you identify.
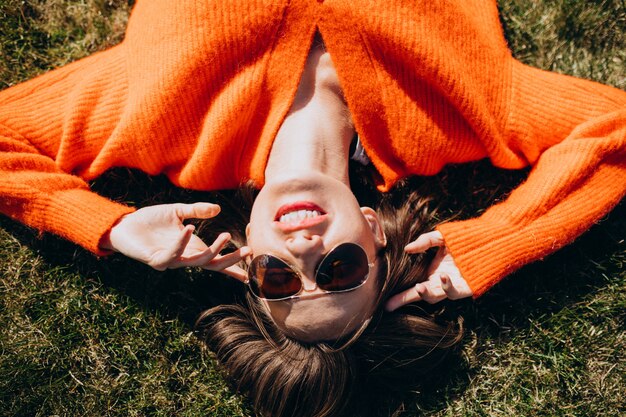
[360,207,387,249]
[245,223,251,241]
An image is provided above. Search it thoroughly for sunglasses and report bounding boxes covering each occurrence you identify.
[245,242,375,301]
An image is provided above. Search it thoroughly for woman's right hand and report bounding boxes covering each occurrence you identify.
[100,202,250,281]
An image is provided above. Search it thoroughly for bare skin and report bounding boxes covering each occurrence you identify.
[385,230,472,311]
[101,202,250,280]
[102,35,471,342]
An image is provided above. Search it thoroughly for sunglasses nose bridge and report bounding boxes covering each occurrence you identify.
[300,278,318,292]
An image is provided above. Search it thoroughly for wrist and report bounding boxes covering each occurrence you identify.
[98,229,115,252]
[98,214,128,253]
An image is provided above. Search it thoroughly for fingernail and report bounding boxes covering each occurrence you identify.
[440,275,448,284]
[240,247,251,256]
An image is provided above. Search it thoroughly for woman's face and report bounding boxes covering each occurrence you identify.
[246,173,386,342]
[245,41,386,342]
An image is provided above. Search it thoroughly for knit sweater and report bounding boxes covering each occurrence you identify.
[1,0,625,297]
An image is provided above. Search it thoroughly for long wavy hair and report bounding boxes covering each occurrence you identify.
[195,163,464,417]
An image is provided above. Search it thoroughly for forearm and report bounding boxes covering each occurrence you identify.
[0,43,134,254]
[0,147,135,254]
[439,110,626,296]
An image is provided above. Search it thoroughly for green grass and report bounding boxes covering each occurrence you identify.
[1,0,625,416]
[0,233,247,416]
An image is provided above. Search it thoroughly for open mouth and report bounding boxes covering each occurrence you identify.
[274,201,327,231]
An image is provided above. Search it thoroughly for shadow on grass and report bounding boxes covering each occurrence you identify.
[2,163,624,416]
[465,197,625,335]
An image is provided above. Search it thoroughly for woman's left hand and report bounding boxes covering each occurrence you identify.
[385,231,473,311]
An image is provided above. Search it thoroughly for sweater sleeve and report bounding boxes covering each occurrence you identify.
[0,44,135,255]
[436,61,626,297]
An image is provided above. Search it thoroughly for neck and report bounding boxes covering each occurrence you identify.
[265,97,354,186]
[265,41,355,186]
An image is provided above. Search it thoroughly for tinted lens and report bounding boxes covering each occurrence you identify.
[316,243,369,291]
[248,255,302,300]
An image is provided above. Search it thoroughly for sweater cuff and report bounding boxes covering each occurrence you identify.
[436,218,541,298]
[44,189,135,256]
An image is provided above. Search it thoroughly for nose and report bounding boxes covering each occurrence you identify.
[285,233,323,256]
[284,234,324,291]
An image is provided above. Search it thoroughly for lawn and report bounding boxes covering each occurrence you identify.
[1,0,625,416]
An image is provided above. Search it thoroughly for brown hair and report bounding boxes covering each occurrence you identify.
[195,174,464,417]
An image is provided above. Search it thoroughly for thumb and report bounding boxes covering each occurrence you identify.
[173,202,221,220]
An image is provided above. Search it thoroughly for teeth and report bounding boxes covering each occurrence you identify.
[279,210,321,223]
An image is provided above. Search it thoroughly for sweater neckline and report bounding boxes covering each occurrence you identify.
[243,2,401,191]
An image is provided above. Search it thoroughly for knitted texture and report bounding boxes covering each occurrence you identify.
[1,0,625,295]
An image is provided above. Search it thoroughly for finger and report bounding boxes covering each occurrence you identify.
[179,236,250,271]
[440,274,461,300]
[202,246,252,271]
[418,278,447,304]
[179,235,210,256]
[220,264,249,283]
[385,284,424,312]
[150,224,195,270]
[405,231,444,253]
[206,232,232,257]
[179,232,231,263]
[173,202,221,221]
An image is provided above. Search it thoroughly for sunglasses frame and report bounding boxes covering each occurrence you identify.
[245,242,376,301]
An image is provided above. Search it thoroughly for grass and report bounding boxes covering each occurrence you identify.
[0,0,625,416]
[0,239,246,416]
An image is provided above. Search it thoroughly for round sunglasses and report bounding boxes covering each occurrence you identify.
[245,242,375,301]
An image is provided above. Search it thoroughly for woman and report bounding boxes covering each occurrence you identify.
[1,0,625,415]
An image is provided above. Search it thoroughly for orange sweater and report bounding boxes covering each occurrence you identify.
[1,0,625,297]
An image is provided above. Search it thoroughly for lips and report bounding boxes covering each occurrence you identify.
[274,201,327,232]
